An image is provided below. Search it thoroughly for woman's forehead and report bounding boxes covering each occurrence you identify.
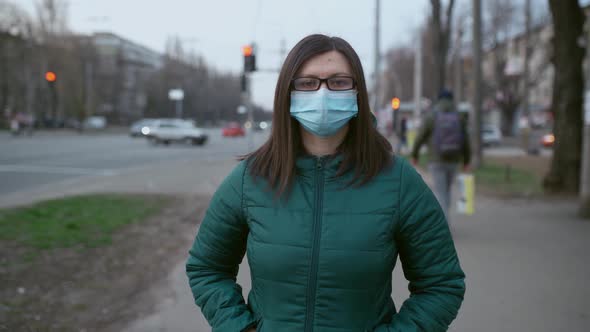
[297,50,353,77]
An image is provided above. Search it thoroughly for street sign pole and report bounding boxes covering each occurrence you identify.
[168,89,184,119]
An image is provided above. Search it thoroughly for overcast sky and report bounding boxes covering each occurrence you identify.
[17,0,564,109]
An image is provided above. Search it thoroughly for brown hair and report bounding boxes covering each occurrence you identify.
[244,34,392,196]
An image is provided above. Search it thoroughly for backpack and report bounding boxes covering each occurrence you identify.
[432,111,464,158]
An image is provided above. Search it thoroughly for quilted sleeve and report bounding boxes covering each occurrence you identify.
[375,159,465,332]
[185,162,257,332]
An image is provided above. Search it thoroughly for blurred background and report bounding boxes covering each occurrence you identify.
[1,0,590,331]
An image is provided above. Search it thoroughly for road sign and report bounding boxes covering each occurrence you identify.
[237,105,247,114]
[168,89,184,101]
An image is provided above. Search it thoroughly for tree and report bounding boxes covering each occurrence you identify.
[485,0,520,136]
[381,46,415,104]
[144,37,244,125]
[543,0,586,194]
[34,0,70,125]
[430,0,456,96]
[35,0,69,42]
[0,1,36,126]
[480,0,552,137]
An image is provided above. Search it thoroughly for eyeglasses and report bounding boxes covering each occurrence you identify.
[291,76,356,91]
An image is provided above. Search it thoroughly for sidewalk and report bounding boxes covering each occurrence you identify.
[123,166,590,332]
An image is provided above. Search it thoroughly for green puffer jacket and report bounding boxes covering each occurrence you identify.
[186,156,465,332]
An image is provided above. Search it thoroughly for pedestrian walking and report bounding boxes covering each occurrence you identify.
[186,35,465,332]
[10,115,20,136]
[411,89,471,221]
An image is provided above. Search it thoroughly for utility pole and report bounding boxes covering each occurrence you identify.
[520,0,532,154]
[580,19,590,218]
[581,90,590,218]
[522,0,531,118]
[471,0,483,168]
[373,0,381,113]
[454,20,464,104]
[413,31,423,120]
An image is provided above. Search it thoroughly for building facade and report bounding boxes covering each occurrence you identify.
[91,33,163,124]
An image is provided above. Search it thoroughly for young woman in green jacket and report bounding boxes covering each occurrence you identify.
[186,34,465,332]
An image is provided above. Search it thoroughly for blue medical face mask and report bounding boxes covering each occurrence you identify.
[290,88,359,137]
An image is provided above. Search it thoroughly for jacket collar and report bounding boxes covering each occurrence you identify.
[295,153,343,175]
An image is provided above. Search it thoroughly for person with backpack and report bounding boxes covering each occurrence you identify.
[411,89,471,221]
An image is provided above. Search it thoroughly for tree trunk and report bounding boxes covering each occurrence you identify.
[543,0,585,194]
[500,106,517,136]
[431,0,443,97]
[430,0,455,98]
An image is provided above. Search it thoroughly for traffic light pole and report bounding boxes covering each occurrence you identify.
[49,83,58,127]
[242,43,257,153]
[240,72,255,153]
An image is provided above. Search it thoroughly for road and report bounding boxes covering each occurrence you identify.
[0,129,268,207]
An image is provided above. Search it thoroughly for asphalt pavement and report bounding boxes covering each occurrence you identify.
[0,128,268,207]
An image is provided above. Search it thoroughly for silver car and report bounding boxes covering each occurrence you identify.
[130,119,157,137]
[147,119,208,146]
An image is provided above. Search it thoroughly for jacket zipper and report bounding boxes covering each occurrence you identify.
[304,157,325,332]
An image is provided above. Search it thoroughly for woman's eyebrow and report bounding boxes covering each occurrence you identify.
[296,72,352,78]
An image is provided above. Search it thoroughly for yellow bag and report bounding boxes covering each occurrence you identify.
[457,173,475,215]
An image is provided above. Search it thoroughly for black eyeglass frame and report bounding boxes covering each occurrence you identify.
[290,76,357,91]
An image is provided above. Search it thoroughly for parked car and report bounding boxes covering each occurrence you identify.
[148,119,208,146]
[482,125,502,146]
[541,133,555,148]
[83,116,107,130]
[130,118,157,137]
[222,122,245,137]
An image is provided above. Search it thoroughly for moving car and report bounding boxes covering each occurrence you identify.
[253,121,270,131]
[222,122,245,137]
[148,119,208,146]
[482,125,502,146]
[130,119,157,137]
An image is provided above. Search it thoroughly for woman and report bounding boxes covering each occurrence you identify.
[186,34,465,332]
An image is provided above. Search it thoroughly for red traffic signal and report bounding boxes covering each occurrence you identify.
[242,45,256,72]
[391,97,400,110]
[45,71,57,82]
[242,45,253,57]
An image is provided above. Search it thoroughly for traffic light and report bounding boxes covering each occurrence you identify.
[391,97,401,111]
[45,71,57,83]
[243,45,256,72]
